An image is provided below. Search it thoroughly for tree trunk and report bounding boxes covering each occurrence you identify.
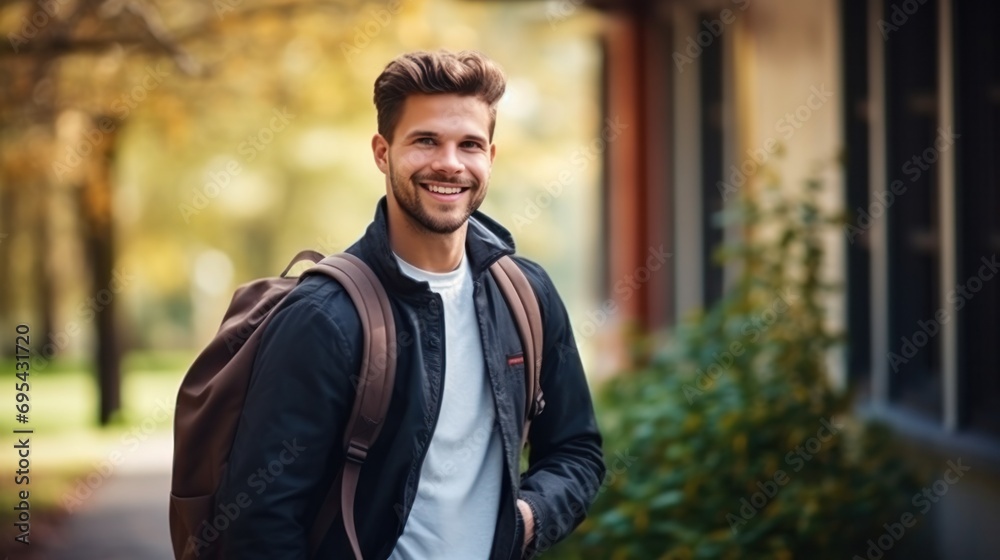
[33,182,56,356]
[0,169,12,347]
[79,114,121,425]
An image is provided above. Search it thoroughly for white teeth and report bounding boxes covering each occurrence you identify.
[425,183,463,195]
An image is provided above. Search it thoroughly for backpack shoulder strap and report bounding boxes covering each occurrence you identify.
[489,256,545,450]
[303,253,396,560]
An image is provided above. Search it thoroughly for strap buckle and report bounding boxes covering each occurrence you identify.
[345,440,369,464]
[528,393,546,420]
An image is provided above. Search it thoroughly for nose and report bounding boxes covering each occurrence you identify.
[430,144,465,176]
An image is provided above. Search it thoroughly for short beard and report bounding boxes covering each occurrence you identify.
[388,158,485,235]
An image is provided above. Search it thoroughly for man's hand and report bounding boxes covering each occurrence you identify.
[517,498,534,553]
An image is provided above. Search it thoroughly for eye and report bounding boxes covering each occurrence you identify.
[461,140,484,150]
[416,137,436,146]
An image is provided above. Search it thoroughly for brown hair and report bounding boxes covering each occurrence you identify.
[373,50,507,142]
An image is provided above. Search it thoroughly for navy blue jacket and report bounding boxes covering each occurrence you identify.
[218,198,605,559]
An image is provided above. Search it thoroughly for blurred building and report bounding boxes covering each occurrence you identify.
[532,0,999,558]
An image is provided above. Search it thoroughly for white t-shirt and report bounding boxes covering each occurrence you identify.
[388,251,504,560]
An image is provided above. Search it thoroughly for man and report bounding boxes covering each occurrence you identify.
[218,50,605,559]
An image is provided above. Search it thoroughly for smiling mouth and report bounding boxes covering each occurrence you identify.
[419,182,471,195]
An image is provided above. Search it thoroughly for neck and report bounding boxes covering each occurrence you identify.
[387,203,467,273]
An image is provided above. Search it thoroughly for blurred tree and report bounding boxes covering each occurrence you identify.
[1,0,207,423]
[0,0,367,423]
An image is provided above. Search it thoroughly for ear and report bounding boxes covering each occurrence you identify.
[489,142,496,165]
[372,134,390,174]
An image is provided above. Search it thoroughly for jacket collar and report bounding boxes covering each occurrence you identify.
[351,196,516,296]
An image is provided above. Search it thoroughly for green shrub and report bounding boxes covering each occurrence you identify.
[548,170,921,559]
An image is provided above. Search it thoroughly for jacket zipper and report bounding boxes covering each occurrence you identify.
[389,294,448,550]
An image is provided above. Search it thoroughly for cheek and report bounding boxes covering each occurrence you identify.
[396,149,426,172]
[465,156,492,181]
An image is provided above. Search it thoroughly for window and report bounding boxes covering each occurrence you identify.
[845,0,1000,441]
[884,0,941,418]
[842,0,873,385]
[955,0,1000,437]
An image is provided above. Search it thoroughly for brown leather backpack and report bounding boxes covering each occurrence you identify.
[169,250,544,560]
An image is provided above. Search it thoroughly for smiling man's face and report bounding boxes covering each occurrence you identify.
[374,93,496,235]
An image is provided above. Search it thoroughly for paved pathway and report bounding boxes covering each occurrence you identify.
[38,433,174,560]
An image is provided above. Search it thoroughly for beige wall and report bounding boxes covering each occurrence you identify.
[732,0,847,388]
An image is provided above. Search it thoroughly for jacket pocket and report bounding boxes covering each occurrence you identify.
[506,358,528,427]
[510,497,525,560]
